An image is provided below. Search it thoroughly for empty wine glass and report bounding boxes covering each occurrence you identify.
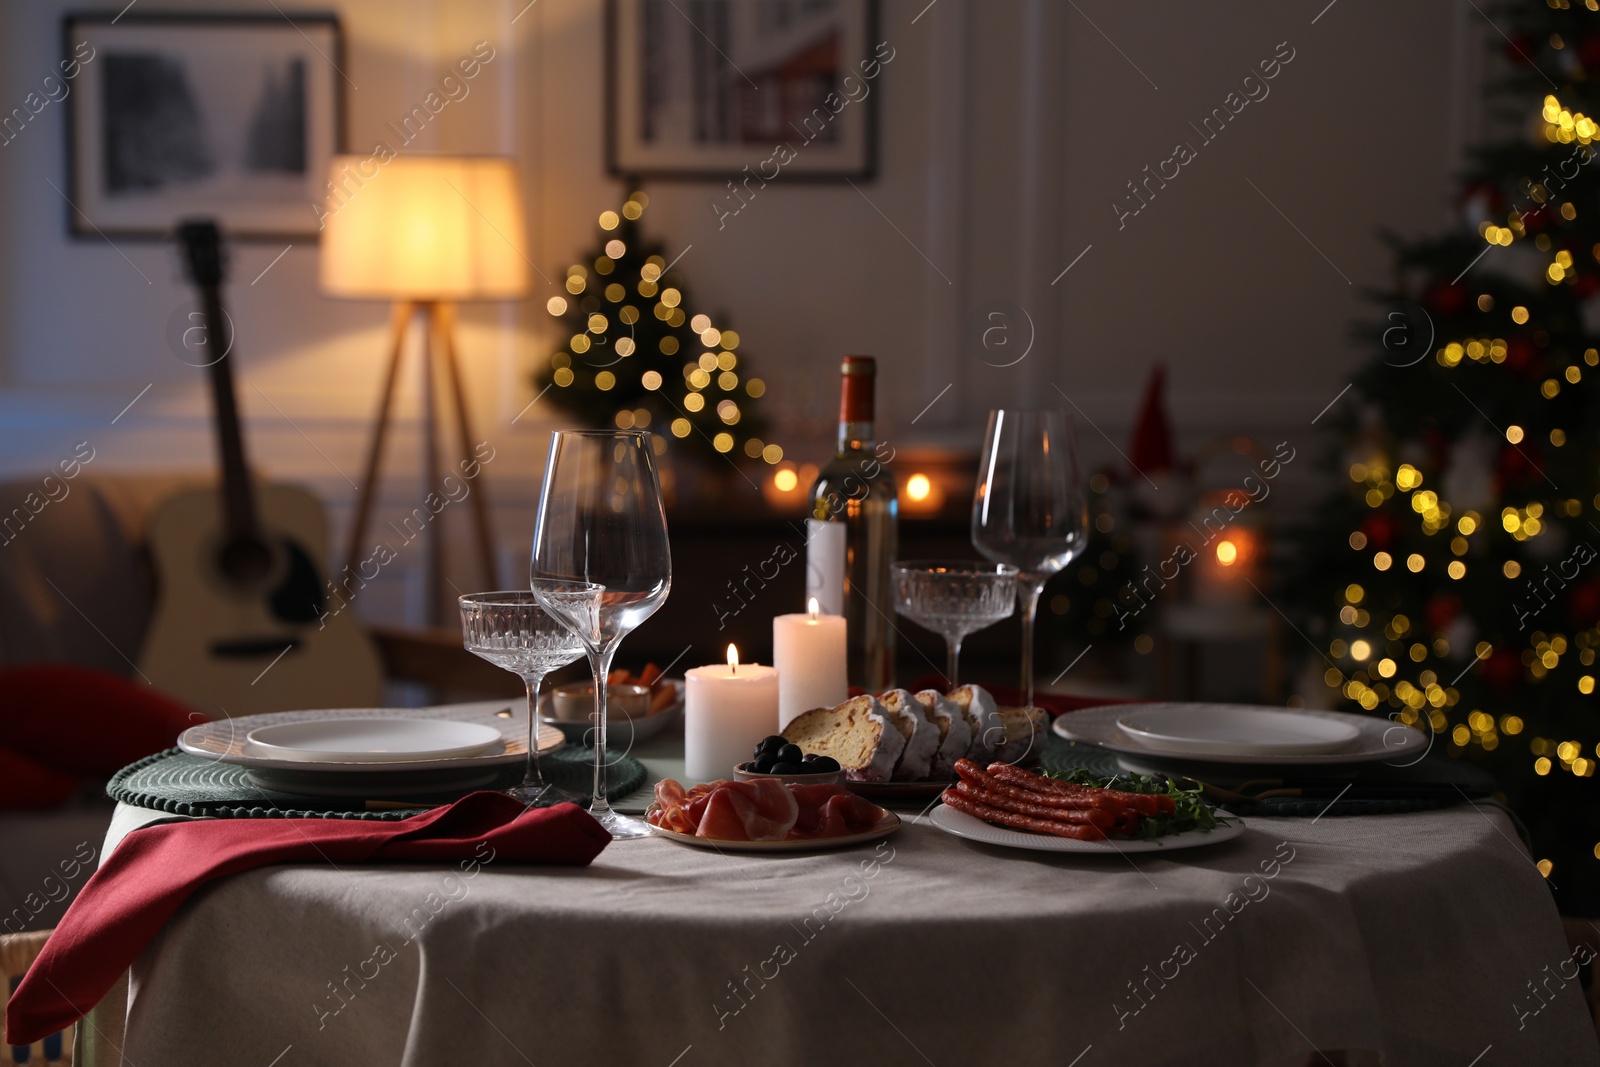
[532,430,671,840]
[971,410,1088,708]
[892,560,1018,687]
[459,588,597,807]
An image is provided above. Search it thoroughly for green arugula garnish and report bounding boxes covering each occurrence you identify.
[1044,768,1236,840]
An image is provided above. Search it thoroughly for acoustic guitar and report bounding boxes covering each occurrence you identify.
[139,220,383,714]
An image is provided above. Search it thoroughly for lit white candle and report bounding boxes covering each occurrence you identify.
[772,598,848,729]
[684,644,780,781]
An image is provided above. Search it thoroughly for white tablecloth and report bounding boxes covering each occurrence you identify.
[93,794,1596,1067]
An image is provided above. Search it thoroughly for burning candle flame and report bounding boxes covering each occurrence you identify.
[727,643,739,673]
[807,597,820,621]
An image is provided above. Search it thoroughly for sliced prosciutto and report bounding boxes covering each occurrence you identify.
[787,783,887,839]
[695,778,799,841]
[646,778,888,842]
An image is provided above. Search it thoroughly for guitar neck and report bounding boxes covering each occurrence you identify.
[199,282,259,542]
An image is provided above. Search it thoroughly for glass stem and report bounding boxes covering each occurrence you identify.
[945,634,964,689]
[587,644,619,819]
[1019,576,1047,708]
[523,674,546,793]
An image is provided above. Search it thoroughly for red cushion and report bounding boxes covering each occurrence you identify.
[0,664,203,777]
[0,745,79,810]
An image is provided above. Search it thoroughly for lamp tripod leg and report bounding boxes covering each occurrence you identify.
[421,302,444,623]
[436,302,498,591]
[345,300,413,584]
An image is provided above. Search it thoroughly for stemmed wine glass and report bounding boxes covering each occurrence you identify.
[532,430,671,839]
[892,561,1018,687]
[459,587,599,807]
[971,410,1088,708]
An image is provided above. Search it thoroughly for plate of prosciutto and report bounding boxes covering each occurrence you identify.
[929,759,1244,854]
[646,777,901,852]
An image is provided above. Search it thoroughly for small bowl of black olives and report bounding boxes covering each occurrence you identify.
[734,735,845,785]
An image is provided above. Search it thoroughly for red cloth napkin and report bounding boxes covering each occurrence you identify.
[903,674,1130,718]
[5,792,610,1046]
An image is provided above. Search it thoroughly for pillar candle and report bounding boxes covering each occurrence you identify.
[772,598,848,728]
[684,645,780,781]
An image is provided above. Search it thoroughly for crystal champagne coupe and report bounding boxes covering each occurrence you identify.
[459,588,597,806]
[891,561,1018,687]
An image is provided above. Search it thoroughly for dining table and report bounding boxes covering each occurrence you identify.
[72,707,1600,1067]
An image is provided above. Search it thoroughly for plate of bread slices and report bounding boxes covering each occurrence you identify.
[780,684,1048,799]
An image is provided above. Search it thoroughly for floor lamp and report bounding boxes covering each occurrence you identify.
[319,154,530,621]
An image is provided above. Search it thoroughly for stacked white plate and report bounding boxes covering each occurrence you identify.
[1052,702,1427,766]
[177,702,564,797]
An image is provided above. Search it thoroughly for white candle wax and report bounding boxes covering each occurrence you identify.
[772,600,848,728]
[684,647,780,781]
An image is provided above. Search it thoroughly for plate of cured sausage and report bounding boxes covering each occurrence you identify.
[928,760,1245,853]
[646,777,902,852]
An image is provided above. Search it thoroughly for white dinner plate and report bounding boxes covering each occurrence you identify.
[1053,703,1426,765]
[649,811,901,852]
[245,718,505,763]
[179,703,564,773]
[929,804,1245,853]
[1115,705,1361,757]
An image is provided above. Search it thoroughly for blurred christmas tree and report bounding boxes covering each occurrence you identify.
[535,190,775,468]
[1286,0,1600,906]
[1043,472,1149,651]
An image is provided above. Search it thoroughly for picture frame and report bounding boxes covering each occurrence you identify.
[62,12,345,241]
[606,0,881,182]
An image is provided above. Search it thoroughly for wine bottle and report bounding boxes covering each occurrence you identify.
[806,355,897,691]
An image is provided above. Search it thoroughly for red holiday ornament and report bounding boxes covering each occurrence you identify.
[1458,180,1505,217]
[1504,335,1537,372]
[1483,647,1524,693]
[1426,594,1462,634]
[1424,281,1467,317]
[1569,580,1600,628]
[1361,512,1400,552]
[1580,33,1600,69]
[1503,34,1538,65]
[1498,440,1542,488]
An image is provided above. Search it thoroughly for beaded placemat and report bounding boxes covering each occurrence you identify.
[108,746,648,820]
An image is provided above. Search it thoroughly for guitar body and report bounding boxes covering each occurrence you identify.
[140,485,383,715]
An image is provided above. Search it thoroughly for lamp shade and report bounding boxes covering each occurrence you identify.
[319,154,530,300]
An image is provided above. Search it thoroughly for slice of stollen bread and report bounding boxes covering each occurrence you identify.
[946,684,1004,762]
[914,689,971,778]
[879,688,942,780]
[781,694,904,782]
[990,703,1049,763]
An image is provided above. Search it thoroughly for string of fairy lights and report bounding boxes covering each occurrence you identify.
[1323,93,1600,837]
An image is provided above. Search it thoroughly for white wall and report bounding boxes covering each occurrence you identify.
[0,0,1480,610]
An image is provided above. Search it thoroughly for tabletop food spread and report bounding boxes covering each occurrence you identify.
[9,679,1596,1067]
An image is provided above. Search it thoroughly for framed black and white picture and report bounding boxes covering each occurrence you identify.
[607,0,882,182]
[63,13,344,240]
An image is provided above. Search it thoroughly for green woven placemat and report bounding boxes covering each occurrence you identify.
[108,746,647,821]
[1037,734,1494,818]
